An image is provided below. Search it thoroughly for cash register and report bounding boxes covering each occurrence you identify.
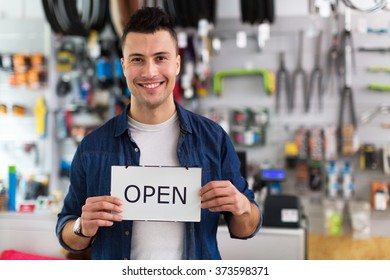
[254,169,304,228]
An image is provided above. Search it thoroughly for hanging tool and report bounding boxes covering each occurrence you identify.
[323,0,341,96]
[338,6,356,80]
[360,104,390,125]
[367,66,390,91]
[292,30,307,113]
[338,50,357,129]
[306,30,323,113]
[339,102,356,156]
[324,33,341,96]
[367,66,390,73]
[275,52,292,114]
[338,7,358,155]
[358,47,390,53]
[368,83,390,91]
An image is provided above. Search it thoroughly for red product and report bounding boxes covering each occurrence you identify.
[0,249,66,260]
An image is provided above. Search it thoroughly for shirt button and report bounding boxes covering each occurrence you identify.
[134,148,139,152]
[124,230,129,236]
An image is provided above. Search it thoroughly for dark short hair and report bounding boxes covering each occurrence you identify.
[121,7,178,53]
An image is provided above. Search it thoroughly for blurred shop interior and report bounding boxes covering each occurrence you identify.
[0,0,390,260]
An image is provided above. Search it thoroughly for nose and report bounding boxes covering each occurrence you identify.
[141,59,158,78]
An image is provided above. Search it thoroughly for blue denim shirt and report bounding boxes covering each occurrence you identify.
[56,102,261,260]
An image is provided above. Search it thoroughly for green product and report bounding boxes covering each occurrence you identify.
[328,213,343,236]
[368,84,390,91]
[367,66,390,73]
[213,68,273,95]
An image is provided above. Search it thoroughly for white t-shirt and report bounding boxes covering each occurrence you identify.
[127,113,184,260]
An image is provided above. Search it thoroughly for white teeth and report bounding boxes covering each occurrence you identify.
[143,83,160,89]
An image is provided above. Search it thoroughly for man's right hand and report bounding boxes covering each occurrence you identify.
[80,195,123,237]
[62,196,123,251]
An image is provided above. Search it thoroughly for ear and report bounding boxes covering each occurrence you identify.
[175,54,181,76]
[121,57,125,76]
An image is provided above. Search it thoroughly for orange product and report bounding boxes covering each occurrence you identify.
[370,180,389,210]
[12,53,29,72]
[12,105,27,116]
[30,53,45,69]
[27,69,40,89]
[15,71,27,87]
[0,104,7,114]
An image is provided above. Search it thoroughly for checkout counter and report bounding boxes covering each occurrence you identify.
[218,168,307,260]
[217,226,306,260]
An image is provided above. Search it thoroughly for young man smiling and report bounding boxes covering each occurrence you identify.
[56,6,261,260]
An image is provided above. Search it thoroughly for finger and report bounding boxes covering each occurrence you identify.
[201,196,233,209]
[202,192,248,215]
[199,181,225,194]
[86,195,123,206]
[83,200,123,214]
[82,209,123,222]
[201,184,236,203]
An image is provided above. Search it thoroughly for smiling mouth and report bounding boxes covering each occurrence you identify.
[138,82,164,89]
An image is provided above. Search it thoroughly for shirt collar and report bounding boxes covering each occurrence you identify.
[113,101,193,138]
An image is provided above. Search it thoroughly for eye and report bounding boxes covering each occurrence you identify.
[156,55,167,62]
[130,57,143,63]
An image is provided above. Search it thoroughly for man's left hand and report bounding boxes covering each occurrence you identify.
[199,180,250,216]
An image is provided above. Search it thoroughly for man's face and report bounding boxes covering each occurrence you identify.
[121,30,180,110]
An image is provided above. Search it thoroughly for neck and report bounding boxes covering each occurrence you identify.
[128,100,176,125]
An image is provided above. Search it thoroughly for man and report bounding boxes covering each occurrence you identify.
[56,6,261,260]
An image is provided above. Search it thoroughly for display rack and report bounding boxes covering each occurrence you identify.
[0,18,56,192]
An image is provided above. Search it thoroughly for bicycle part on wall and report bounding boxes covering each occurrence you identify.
[275,52,292,114]
[306,30,324,113]
[42,0,107,37]
[323,1,342,97]
[163,0,217,28]
[337,7,358,155]
[292,30,308,113]
[240,0,275,24]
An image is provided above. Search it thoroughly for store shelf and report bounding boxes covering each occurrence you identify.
[0,17,55,191]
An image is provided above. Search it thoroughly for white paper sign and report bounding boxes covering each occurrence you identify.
[111,166,202,222]
[281,208,299,223]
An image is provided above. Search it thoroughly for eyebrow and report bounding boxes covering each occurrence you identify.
[127,51,171,58]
